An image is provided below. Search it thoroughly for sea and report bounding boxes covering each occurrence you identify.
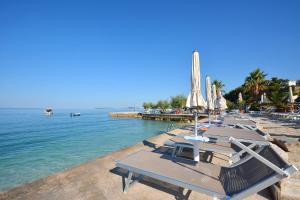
[0,108,175,191]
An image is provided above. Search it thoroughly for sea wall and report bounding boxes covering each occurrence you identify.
[108,112,142,118]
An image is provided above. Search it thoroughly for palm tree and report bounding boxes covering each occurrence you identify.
[212,80,225,95]
[266,77,289,112]
[244,68,267,102]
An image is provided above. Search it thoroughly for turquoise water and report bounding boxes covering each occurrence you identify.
[0,108,173,191]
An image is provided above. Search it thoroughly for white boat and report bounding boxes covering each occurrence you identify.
[44,108,53,115]
[70,113,80,117]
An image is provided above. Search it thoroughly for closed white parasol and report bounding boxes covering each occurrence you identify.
[185,50,207,162]
[205,76,213,124]
[186,50,207,109]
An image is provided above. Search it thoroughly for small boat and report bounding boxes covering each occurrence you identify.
[70,113,80,117]
[44,108,53,115]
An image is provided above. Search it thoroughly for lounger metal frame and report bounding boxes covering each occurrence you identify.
[116,137,298,200]
[235,123,257,131]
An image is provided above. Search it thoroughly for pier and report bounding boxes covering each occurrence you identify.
[142,113,207,122]
[108,112,208,122]
[108,112,142,118]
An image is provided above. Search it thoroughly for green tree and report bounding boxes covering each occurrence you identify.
[156,100,170,111]
[226,100,236,110]
[266,77,289,112]
[170,95,187,108]
[237,100,246,111]
[244,68,267,103]
[149,102,158,109]
[224,86,244,103]
[143,102,152,110]
[213,80,225,94]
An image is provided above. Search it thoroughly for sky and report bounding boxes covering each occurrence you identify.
[0,0,299,108]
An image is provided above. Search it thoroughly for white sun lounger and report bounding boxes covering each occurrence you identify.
[202,127,268,144]
[116,139,297,200]
[184,117,260,132]
[168,126,269,162]
[164,137,237,162]
[223,117,257,131]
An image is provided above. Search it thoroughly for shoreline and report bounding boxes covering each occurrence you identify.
[0,128,196,200]
[1,116,299,199]
[0,127,175,194]
[0,109,173,193]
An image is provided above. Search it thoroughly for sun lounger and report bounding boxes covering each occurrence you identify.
[166,130,266,163]
[203,127,269,161]
[184,117,259,132]
[223,117,257,130]
[169,137,234,155]
[203,127,268,144]
[166,127,269,162]
[179,126,268,146]
[116,139,298,199]
[166,137,236,161]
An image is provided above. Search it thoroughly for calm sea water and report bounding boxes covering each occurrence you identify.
[0,108,174,191]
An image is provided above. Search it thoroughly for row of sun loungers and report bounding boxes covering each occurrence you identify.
[185,116,258,131]
[115,115,298,199]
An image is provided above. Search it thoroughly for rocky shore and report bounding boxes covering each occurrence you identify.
[0,117,299,200]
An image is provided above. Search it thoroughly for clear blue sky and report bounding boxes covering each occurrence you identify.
[0,0,299,108]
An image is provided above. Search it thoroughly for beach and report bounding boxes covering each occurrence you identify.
[2,115,299,200]
[1,1,299,199]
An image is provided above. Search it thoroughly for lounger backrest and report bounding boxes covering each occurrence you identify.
[219,146,289,196]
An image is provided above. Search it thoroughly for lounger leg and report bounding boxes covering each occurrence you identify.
[177,188,192,200]
[193,143,200,162]
[184,189,192,199]
[123,171,133,193]
[178,146,183,155]
[172,146,178,157]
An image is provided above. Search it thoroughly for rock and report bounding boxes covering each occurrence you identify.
[272,136,300,152]
[270,143,289,161]
[281,178,300,200]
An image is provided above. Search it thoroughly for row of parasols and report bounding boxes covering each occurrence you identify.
[185,50,298,110]
[185,50,227,111]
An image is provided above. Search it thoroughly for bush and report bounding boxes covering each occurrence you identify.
[170,95,187,109]
[249,102,260,111]
[143,102,152,110]
[226,100,236,110]
[156,100,170,111]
